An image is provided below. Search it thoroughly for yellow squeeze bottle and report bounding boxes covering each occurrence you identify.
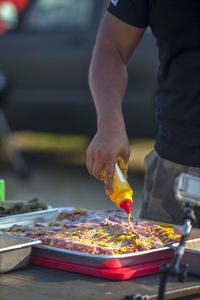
[101,158,134,230]
[109,163,133,215]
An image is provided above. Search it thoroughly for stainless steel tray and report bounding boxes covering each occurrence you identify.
[0,207,200,269]
[180,241,200,276]
[0,233,40,273]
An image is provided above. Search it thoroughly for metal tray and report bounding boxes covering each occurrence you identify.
[180,241,200,276]
[0,233,40,273]
[0,207,200,269]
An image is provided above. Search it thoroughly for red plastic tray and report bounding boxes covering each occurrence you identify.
[30,256,173,280]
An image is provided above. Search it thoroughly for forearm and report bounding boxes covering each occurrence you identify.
[87,12,146,190]
[89,45,127,131]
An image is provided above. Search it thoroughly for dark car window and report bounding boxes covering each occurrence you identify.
[21,0,95,31]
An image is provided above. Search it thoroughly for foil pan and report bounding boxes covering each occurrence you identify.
[0,207,199,269]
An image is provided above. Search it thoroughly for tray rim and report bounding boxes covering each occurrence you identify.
[0,207,60,221]
[0,233,41,252]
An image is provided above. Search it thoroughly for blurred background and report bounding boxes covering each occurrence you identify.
[0,0,158,217]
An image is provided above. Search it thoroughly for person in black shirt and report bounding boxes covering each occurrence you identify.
[86,0,200,226]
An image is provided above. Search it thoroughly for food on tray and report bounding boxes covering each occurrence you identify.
[0,209,181,255]
[0,198,48,215]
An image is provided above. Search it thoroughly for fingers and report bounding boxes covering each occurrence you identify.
[86,146,105,180]
[87,150,114,183]
[86,149,94,176]
[86,145,116,188]
[105,160,116,195]
[120,149,130,166]
[93,160,105,180]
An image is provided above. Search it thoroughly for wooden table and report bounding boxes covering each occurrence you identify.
[0,264,200,300]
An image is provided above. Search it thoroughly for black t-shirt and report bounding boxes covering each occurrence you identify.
[108,0,200,167]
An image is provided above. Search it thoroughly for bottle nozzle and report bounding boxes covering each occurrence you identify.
[119,199,132,214]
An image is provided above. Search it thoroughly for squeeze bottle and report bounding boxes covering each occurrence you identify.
[101,158,133,214]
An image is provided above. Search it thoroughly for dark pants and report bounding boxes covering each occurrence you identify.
[140,150,200,227]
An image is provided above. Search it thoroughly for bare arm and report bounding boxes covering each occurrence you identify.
[86,12,146,194]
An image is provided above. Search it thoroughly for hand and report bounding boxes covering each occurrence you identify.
[86,125,130,195]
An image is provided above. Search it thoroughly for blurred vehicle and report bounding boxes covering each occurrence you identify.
[0,0,30,33]
[0,0,158,139]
